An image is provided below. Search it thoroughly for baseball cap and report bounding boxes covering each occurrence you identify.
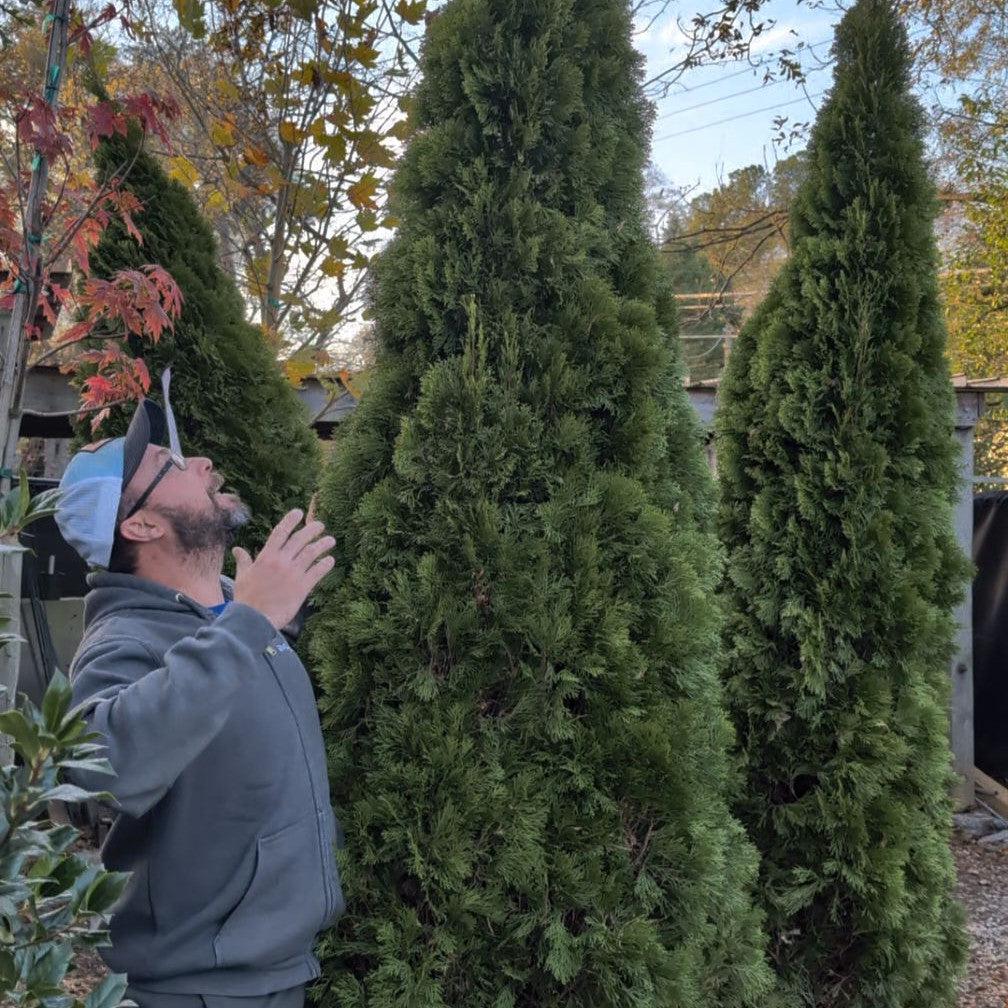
[55,369,184,568]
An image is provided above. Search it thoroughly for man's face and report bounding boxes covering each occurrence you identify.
[120,445,250,555]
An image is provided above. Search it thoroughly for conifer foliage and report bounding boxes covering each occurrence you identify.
[716,1,969,1003]
[74,128,320,550]
[308,0,774,1005]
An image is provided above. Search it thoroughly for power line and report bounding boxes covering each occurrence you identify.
[656,66,831,121]
[655,90,825,142]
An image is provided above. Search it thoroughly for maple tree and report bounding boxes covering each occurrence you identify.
[96,0,427,374]
[0,0,179,722]
[0,0,182,445]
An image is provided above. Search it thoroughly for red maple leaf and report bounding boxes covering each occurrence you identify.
[86,101,128,147]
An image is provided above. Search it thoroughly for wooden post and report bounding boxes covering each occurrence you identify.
[0,543,23,766]
[951,390,981,811]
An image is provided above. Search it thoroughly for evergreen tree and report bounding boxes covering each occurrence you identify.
[308,0,774,1005]
[716,1,969,1004]
[74,128,320,550]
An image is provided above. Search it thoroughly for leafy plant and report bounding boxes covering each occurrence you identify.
[0,475,130,1008]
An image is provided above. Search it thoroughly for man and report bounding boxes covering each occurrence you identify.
[55,371,343,1008]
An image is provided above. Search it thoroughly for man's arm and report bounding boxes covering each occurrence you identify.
[69,603,278,819]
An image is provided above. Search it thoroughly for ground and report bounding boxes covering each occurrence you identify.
[954,829,1008,1008]
[62,831,1008,1006]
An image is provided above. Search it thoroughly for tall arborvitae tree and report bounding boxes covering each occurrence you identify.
[716,1,969,1004]
[307,0,775,1005]
[73,128,320,549]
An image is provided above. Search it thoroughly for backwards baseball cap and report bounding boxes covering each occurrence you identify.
[56,369,184,568]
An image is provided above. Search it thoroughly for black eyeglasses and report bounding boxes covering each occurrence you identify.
[124,451,187,519]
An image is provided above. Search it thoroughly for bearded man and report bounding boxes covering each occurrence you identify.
[54,372,342,1008]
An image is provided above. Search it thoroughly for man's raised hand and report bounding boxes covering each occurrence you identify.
[232,509,336,630]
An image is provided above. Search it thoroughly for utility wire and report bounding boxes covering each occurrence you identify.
[656,91,825,142]
[656,64,831,120]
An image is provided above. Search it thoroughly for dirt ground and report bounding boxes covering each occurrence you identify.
[954,830,1008,1008]
[61,833,1008,1006]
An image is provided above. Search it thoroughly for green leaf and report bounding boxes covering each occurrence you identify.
[85,972,129,1008]
[38,783,103,805]
[41,671,72,733]
[0,948,16,987]
[0,709,41,761]
[81,871,129,914]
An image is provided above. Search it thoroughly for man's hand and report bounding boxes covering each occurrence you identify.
[232,509,336,630]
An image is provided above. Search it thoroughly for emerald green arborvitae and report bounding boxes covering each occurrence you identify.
[716,1,969,1004]
[74,129,320,549]
[307,0,775,1005]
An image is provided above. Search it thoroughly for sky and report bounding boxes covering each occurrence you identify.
[635,0,847,194]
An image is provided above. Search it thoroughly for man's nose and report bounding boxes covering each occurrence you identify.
[191,456,213,474]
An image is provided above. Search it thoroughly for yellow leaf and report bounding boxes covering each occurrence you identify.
[279,121,302,145]
[389,118,413,142]
[348,91,376,120]
[382,215,400,229]
[347,173,379,209]
[167,155,200,187]
[210,119,237,146]
[356,209,379,232]
[216,77,240,101]
[321,256,346,278]
[322,133,348,164]
[350,42,380,66]
[354,130,396,168]
[309,117,328,142]
[394,0,425,24]
[206,190,228,213]
[325,69,355,94]
[284,352,317,386]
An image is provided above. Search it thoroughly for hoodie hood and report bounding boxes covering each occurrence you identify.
[84,571,235,627]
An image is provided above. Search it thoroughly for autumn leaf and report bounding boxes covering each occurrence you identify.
[173,0,207,38]
[243,145,270,167]
[210,119,237,146]
[350,42,381,67]
[206,190,229,213]
[321,256,346,277]
[87,101,127,146]
[279,121,302,145]
[283,350,317,385]
[394,0,426,24]
[288,0,318,20]
[356,209,378,232]
[167,155,200,187]
[347,173,379,209]
[389,118,413,142]
[354,130,396,168]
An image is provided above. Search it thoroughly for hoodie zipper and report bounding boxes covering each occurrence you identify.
[184,591,339,920]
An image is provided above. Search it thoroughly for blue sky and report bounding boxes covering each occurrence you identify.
[635,0,845,193]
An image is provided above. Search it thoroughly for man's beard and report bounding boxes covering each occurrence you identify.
[153,494,251,559]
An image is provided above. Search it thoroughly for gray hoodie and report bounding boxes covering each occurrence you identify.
[68,572,344,996]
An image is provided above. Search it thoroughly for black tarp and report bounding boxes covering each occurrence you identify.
[973,490,1008,784]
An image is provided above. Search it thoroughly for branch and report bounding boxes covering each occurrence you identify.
[22,396,130,419]
[45,138,146,268]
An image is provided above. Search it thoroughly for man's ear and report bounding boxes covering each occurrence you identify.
[118,512,166,544]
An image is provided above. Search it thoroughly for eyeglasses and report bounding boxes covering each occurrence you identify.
[124,451,187,519]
